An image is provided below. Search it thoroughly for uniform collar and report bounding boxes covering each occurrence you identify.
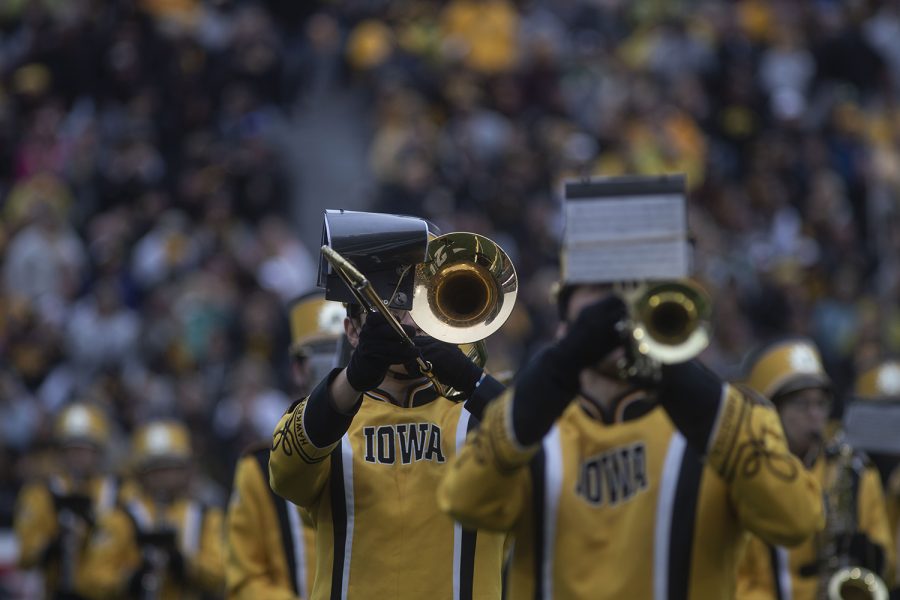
[577,390,656,425]
[365,380,440,408]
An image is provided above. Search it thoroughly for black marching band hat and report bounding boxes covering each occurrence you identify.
[318,209,431,311]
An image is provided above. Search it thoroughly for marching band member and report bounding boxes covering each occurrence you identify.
[268,211,510,599]
[79,420,224,599]
[438,280,825,599]
[14,403,119,599]
[736,340,894,599]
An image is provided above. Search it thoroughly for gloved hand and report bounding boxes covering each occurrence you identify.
[552,294,627,386]
[133,529,188,588]
[412,337,483,397]
[512,295,627,446]
[55,493,94,524]
[345,312,419,392]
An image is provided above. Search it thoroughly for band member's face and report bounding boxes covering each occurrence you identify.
[559,284,621,376]
[61,444,101,481]
[139,464,191,503]
[777,387,830,458]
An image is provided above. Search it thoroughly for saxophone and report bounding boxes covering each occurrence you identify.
[818,440,888,600]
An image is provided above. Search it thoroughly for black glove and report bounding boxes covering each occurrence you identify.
[54,493,94,524]
[345,312,419,392]
[412,337,483,397]
[134,529,187,585]
[553,295,627,389]
[512,295,626,446]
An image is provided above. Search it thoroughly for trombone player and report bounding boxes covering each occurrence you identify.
[437,179,826,599]
[268,210,514,599]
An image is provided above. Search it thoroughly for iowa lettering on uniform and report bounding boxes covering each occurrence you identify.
[363,424,446,465]
[577,442,648,506]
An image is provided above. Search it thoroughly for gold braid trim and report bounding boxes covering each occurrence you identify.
[272,398,338,464]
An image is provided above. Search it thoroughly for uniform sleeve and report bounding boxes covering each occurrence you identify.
[857,466,895,583]
[13,482,58,568]
[734,534,778,600]
[77,510,141,599]
[190,507,226,595]
[438,392,534,532]
[463,373,506,421]
[227,455,299,600]
[706,385,825,547]
[269,395,336,507]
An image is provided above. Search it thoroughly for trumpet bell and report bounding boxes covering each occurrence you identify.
[629,281,710,365]
[411,232,518,344]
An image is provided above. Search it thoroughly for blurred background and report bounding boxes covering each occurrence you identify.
[2,0,900,591]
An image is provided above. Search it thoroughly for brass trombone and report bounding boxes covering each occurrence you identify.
[616,280,711,381]
[321,232,517,398]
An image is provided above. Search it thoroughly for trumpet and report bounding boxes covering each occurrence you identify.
[615,280,711,381]
[321,232,517,399]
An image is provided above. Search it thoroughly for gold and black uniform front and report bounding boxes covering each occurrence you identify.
[439,385,824,599]
[438,287,825,600]
[270,376,506,600]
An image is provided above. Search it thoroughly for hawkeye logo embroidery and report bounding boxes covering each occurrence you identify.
[363,424,446,465]
[577,442,648,506]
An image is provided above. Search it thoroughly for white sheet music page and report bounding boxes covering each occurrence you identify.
[563,176,689,283]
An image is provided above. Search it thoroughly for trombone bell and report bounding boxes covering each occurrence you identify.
[412,232,518,344]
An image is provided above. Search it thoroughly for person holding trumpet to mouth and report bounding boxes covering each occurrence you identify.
[437,175,827,600]
[268,210,515,599]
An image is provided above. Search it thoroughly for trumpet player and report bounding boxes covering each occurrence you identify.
[736,339,894,600]
[79,420,224,599]
[268,211,511,599]
[14,402,119,599]
[438,280,826,599]
[226,291,344,599]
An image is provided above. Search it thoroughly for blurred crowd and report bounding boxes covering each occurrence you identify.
[3,0,900,592]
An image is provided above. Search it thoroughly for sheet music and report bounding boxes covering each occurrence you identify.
[563,183,688,283]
